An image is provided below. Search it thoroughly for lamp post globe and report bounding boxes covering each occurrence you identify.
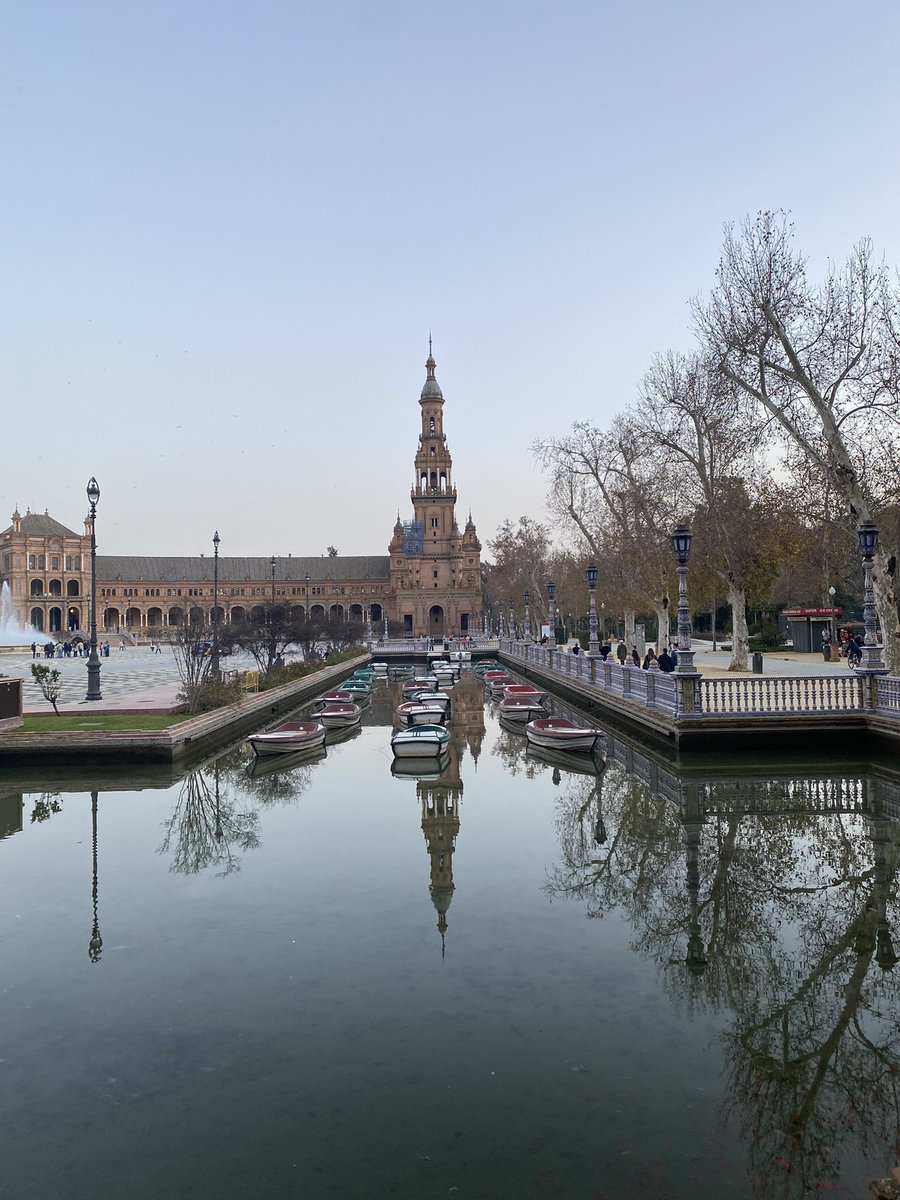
[85,477,102,701]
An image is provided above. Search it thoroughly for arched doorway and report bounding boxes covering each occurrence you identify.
[67,606,80,631]
[30,607,44,632]
[330,604,344,621]
[230,606,245,623]
[105,607,120,630]
[147,607,163,628]
[429,605,445,636]
[49,607,62,633]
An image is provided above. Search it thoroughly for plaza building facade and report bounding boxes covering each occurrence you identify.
[0,351,482,639]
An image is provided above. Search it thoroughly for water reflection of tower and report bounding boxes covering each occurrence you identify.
[418,674,485,950]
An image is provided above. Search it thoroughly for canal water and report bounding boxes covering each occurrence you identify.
[2,669,899,1200]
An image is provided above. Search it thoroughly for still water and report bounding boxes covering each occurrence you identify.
[2,669,899,1200]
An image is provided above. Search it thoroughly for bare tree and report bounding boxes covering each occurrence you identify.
[170,623,216,714]
[637,351,783,669]
[694,211,900,671]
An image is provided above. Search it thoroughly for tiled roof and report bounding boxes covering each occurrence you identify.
[95,555,391,583]
[1,513,81,539]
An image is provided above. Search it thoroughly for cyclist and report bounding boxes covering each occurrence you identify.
[846,636,862,667]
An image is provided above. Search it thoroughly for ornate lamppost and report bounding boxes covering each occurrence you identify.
[270,555,277,611]
[211,530,221,679]
[365,603,373,644]
[546,580,556,646]
[383,612,389,641]
[857,522,887,673]
[586,565,599,654]
[509,604,515,640]
[672,525,696,674]
[523,591,531,641]
[85,477,102,701]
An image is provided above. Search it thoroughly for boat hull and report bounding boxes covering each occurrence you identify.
[390,725,451,758]
[525,718,602,754]
[248,721,328,757]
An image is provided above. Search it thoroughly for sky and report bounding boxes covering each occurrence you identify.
[3,1,900,558]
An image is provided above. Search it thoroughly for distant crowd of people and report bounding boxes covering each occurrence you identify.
[31,640,111,659]
[563,637,677,671]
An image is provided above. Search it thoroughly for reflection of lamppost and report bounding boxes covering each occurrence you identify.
[546,580,556,646]
[523,591,531,641]
[857,522,887,673]
[211,530,220,679]
[586,565,599,654]
[383,612,389,640]
[671,526,696,675]
[88,789,103,964]
[85,477,102,701]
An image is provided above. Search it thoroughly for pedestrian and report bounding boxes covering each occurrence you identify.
[657,647,675,672]
[30,641,36,658]
[642,649,657,669]
[630,647,640,667]
[572,643,580,655]
[617,641,627,664]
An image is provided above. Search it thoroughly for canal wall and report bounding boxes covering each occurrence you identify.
[499,648,895,752]
[0,654,370,766]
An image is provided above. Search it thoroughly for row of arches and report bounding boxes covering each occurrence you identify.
[27,602,385,633]
[30,579,80,597]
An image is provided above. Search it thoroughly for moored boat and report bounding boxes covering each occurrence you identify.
[503,683,547,701]
[390,723,452,758]
[370,662,389,676]
[248,720,328,757]
[314,689,355,704]
[524,717,603,755]
[497,698,547,722]
[396,701,447,726]
[406,689,450,711]
[313,702,362,729]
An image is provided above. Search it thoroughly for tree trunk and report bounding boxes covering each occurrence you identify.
[727,584,749,671]
[653,600,669,653]
[624,609,636,651]
[873,550,899,675]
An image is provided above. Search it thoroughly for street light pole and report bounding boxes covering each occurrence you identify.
[85,477,102,701]
[586,565,599,654]
[672,525,696,675]
[211,531,220,679]
[269,555,277,669]
[857,522,887,673]
[523,591,531,641]
[546,580,556,646]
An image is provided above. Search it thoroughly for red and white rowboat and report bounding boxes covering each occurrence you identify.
[525,717,602,755]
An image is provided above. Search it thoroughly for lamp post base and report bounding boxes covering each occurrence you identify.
[85,656,103,701]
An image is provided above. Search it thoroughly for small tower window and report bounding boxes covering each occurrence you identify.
[429,416,435,434]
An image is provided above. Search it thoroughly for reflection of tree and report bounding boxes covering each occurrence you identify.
[159,766,259,876]
[491,719,542,778]
[214,743,323,809]
[30,792,62,823]
[546,766,900,1198]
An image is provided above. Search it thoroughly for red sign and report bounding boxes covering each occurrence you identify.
[781,606,842,617]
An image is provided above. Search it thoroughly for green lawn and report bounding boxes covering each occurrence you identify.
[15,713,189,732]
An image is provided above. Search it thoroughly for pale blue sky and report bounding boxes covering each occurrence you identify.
[3,1,899,556]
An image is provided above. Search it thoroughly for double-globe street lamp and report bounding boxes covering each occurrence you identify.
[586,564,599,654]
[85,476,102,701]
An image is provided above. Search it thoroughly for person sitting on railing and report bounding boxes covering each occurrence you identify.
[642,649,657,669]
[657,647,675,672]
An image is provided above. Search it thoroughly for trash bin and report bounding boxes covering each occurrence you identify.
[752,652,763,674]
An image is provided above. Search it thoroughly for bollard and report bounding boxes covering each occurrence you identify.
[752,651,763,674]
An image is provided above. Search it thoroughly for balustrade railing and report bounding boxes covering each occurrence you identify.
[499,639,897,722]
